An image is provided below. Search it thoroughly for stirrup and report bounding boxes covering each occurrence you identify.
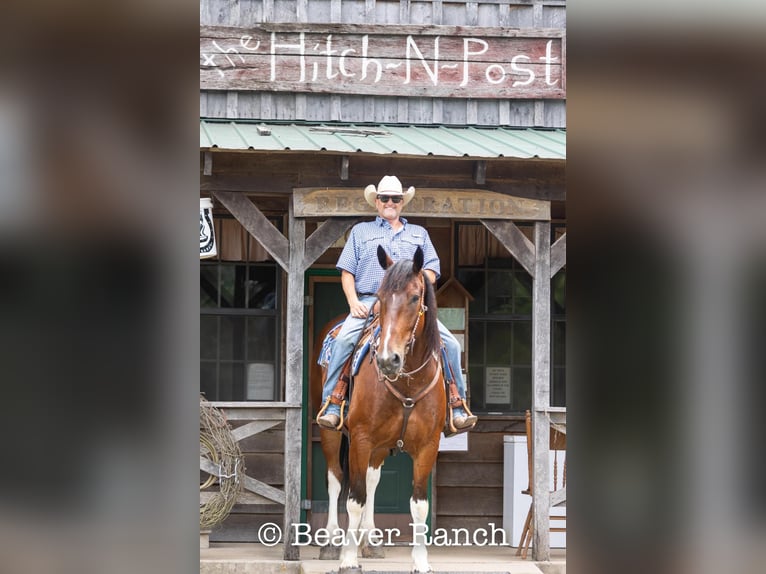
[443,400,477,437]
[316,397,347,431]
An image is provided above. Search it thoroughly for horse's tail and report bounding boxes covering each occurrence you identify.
[339,432,350,502]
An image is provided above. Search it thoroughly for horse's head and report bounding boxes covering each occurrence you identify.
[375,245,437,378]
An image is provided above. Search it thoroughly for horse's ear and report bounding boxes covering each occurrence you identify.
[377,245,393,269]
[412,246,424,274]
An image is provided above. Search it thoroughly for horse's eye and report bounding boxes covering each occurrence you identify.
[410,295,419,305]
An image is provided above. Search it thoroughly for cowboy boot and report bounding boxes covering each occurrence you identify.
[447,381,477,431]
[316,362,351,430]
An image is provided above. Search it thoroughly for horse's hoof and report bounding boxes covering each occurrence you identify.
[318,544,341,560]
[361,544,385,559]
[339,567,363,574]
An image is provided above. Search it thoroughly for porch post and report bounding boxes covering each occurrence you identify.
[532,221,552,561]
[282,201,305,560]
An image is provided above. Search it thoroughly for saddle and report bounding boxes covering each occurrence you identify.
[316,317,474,436]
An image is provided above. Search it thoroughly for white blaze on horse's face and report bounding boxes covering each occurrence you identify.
[377,280,422,378]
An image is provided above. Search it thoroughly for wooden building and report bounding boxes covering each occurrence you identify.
[200,0,566,561]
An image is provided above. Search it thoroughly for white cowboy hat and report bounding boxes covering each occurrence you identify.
[364,175,416,208]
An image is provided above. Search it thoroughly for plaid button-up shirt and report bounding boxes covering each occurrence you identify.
[336,216,440,295]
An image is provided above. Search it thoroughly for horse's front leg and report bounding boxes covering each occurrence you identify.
[319,430,344,559]
[339,440,371,573]
[409,446,439,574]
[360,452,386,558]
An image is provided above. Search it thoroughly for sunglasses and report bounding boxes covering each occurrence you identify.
[377,195,403,204]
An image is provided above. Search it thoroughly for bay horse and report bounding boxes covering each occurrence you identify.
[310,245,445,573]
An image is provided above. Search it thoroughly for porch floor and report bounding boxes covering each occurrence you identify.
[200,543,566,574]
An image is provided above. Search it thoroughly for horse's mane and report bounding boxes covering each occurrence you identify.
[379,260,441,356]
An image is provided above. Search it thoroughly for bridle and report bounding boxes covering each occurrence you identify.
[372,272,442,452]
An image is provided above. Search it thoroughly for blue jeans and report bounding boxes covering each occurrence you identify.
[321,295,469,416]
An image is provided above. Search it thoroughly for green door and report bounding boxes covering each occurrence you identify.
[306,272,417,535]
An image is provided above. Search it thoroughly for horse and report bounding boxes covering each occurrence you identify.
[310,245,446,574]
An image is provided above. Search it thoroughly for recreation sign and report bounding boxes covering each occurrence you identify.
[200,24,565,99]
[293,188,550,220]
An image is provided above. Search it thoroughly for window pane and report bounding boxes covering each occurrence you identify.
[457,269,485,314]
[468,365,485,410]
[486,323,511,363]
[511,367,531,412]
[219,316,245,361]
[513,271,532,314]
[217,362,245,401]
[512,321,532,364]
[247,316,276,361]
[468,320,484,365]
[552,367,566,407]
[553,320,566,365]
[200,316,218,360]
[200,264,218,307]
[219,264,247,308]
[487,271,513,314]
[247,266,278,309]
[553,271,566,314]
[200,361,217,401]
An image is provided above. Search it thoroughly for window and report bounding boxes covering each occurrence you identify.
[455,223,566,414]
[200,216,281,401]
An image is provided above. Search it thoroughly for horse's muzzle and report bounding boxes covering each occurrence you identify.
[377,352,402,377]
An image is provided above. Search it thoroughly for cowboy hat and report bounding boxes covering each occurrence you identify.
[364,175,416,208]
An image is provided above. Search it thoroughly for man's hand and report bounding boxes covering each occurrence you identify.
[349,298,369,319]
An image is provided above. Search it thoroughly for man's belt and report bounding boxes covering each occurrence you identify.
[357,292,376,297]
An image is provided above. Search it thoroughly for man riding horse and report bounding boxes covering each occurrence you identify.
[316,175,477,433]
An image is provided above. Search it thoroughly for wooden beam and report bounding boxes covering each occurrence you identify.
[230,420,282,442]
[282,203,305,560]
[303,217,360,270]
[203,151,213,176]
[339,155,350,181]
[200,457,286,505]
[295,187,550,220]
[532,221,552,561]
[211,191,289,271]
[473,160,486,185]
[551,232,566,277]
[480,220,536,277]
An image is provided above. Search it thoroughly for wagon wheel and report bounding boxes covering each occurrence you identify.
[200,433,219,490]
[199,396,244,529]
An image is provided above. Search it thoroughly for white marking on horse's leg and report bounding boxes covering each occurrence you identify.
[340,497,364,569]
[361,466,381,542]
[410,497,431,573]
[326,471,342,535]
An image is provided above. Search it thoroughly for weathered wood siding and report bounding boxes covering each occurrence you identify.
[200,0,566,127]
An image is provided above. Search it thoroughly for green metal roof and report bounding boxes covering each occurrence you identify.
[200,121,565,160]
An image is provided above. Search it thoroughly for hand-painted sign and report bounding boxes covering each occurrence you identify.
[201,24,565,99]
[293,188,550,220]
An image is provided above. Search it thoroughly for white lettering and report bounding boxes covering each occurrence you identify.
[511,54,535,87]
[361,35,382,82]
[339,48,356,77]
[539,39,559,86]
[271,32,306,82]
[461,38,488,87]
[405,35,439,86]
[485,63,506,85]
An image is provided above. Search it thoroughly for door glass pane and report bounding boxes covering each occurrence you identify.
[457,269,485,314]
[553,271,566,314]
[217,362,245,401]
[513,271,532,314]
